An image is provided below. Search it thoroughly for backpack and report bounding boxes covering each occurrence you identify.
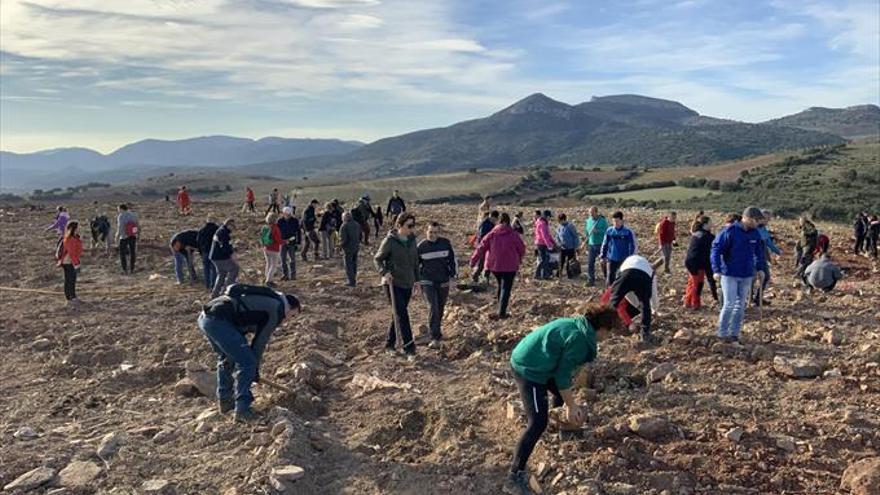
[204,284,286,328]
[259,226,273,247]
[124,221,138,237]
[566,257,582,278]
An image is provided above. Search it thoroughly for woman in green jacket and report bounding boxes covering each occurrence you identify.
[505,302,622,495]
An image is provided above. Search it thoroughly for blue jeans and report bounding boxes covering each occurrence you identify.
[586,244,601,283]
[343,250,358,286]
[535,245,551,279]
[718,275,753,338]
[201,253,216,290]
[173,250,196,283]
[197,313,256,413]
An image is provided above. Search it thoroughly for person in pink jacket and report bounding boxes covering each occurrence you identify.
[471,213,526,319]
[533,210,556,280]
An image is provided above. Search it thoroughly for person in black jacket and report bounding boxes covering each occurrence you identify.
[374,206,384,240]
[209,218,239,297]
[170,229,199,284]
[472,211,498,283]
[854,213,868,255]
[683,215,717,309]
[197,216,219,290]
[277,207,301,280]
[601,255,659,343]
[417,222,457,347]
[319,202,336,259]
[387,190,407,223]
[301,199,320,261]
[198,286,301,422]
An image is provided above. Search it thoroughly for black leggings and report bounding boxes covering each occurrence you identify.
[511,370,563,473]
[494,271,516,317]
[559,249,576,278]
[62,264,77,300]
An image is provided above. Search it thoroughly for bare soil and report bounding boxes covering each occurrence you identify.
[1,200,878,495]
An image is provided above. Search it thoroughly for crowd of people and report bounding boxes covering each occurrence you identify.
[43,187,877,495]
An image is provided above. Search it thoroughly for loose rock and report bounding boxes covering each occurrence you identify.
[96,431,125,458]
[647,362,675,383]
[773,356,823,378]
[3,467,56,492]
[57,461,102,487]
[142,479,175,494]
[628,414,670,441]
[840,457,880,495]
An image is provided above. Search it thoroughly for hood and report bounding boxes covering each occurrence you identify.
[490,224,517,237]
[620,255,653,277]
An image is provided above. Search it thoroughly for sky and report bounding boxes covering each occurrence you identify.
[1,0,878,153]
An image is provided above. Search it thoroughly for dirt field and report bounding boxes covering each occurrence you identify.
[1,200,878,495]
[632,153,784,185]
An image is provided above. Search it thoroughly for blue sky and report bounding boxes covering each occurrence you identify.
[1,0,877,153]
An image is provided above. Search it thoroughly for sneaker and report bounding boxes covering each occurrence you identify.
[405,353,417,364]
[234,409,260,423]
[384,347,397,356]
[218,398,234,414]
[503,470,533,495]
[427,339,441,349]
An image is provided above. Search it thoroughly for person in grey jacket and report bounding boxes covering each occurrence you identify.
[339,212,363,286]
[417,222,457,348]
[115,204,140,275]
[374,212,420,361]
[804,253,843,292]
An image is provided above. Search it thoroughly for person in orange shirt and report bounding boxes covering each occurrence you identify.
[177,186,192,216]
[58,221,83,309]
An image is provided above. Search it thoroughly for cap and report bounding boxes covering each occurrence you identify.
[742,206,764,220]
[282,206,293,215]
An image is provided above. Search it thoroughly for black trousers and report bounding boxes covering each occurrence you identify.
[119,237,137,273]
[343,250,358,286]
[494,271,516,316]
[385,285,415,354]
[511,370,563,473]
[606,259,623,287]
[62,264,77,300]
[559,249,577,278]
[421,282,449,340]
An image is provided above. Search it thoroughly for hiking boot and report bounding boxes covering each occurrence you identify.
[234,409,260,423]
[427,339,441,349]
[503,470,533,495]
[218,398,234,414]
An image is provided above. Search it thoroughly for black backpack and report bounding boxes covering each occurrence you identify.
[204,284,285,328]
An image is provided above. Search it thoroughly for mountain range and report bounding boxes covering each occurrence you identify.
[0,137,363,190]
[2,94,878,191]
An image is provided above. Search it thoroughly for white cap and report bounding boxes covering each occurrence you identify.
[282,206,293,215]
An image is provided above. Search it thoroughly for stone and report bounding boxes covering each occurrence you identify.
[824,368,843,378]
[551,471,564,486]
[142,479,175,494]
[272,465,305,483]
[773,356,823,378]
[152,428,178,444]
[535,461,550,478]
[173,378,201,397]
[824,329,844,346]
[13,426,39,440]
[3,467,57,492]
[750,345,774,362]
[628,414,670,441]
[197,408,219,421]
[96,431,125,458]
[57,461,102,487]
[185,368,218,399]
[840,457,880,495]
[606,482,638,495]
[776,436,797,452]
[725,427,745,443]
[647,363,675,383]
[31,338,52,351]
[271,419,293,437]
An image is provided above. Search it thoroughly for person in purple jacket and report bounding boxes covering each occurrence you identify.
[711,206,768,343]
[46,206,70,237]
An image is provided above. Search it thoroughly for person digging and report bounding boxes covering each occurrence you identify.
[197,284,301,423]
[505,302,623,495]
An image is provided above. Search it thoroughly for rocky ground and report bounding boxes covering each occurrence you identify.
[1,200,878,495]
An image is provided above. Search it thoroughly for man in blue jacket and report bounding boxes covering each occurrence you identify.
[711,207,767,342]
[472,210,498,283]
[600,211,637,286]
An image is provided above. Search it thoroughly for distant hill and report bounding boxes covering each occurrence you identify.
[245,93,848,178]
[764,105,880,139]
[0,136,363,190]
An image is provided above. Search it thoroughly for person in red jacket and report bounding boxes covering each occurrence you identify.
[655,211,677,274]
[243,187,256,215]
[58,221,83,309]
[470,213,526,319]
[262,212,284,287]
[177,186,192,216]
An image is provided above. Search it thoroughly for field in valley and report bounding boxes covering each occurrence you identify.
[1,199,878,495]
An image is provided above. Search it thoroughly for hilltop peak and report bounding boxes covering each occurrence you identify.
[588,94,698,115]
[495,93,574,118]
